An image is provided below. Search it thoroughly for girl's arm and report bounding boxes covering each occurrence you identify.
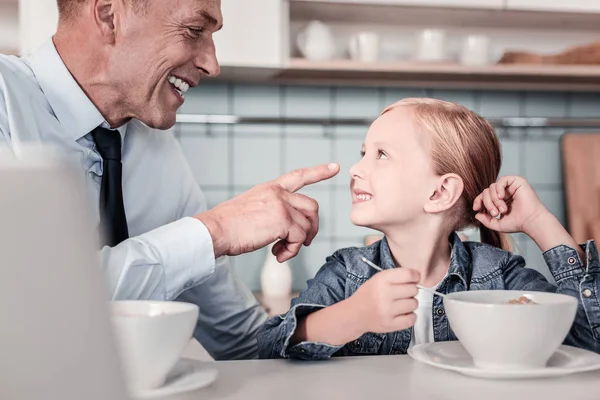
[292,267,419,347]
[257,252,419,360]
[476,176,600,353]
[256,252,349,360]
[520,209,585,263]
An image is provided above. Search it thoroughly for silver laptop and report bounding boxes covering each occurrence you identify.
[0,148,129,400]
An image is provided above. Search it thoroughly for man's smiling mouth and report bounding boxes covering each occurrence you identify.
[168,75,190,97]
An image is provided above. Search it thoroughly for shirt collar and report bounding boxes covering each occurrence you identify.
[26,38,127,141]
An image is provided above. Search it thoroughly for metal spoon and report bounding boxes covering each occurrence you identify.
[360,256,446,298]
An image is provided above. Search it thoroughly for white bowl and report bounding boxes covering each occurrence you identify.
[444,290,577,370]
[109,301,198,393]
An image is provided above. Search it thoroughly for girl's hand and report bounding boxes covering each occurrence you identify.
[473,176,548,235]
[292,267,420,347]
[349,268,419,335]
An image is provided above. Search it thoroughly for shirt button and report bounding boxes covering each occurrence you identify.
[183,280,194,289]
[354,340,361,346]
[568,257,577,265]
[582,289,593,298]
[393,350,403,355]
[436,308,445,316]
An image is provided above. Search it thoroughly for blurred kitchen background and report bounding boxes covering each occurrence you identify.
[178,82,600,293]
[3,0,600,297]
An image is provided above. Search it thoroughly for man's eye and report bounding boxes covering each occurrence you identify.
[378,150,388,160]
[187,28,204,38]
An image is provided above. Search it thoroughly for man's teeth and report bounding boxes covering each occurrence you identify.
[168,76,190,94]
[357,194,373,201]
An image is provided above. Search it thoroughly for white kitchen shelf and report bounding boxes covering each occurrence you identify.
[216,58,600,92]
[290,0,600,30]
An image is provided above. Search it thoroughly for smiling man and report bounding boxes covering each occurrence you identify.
[0,0,339,360]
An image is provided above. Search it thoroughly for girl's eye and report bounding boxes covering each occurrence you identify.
[360,150,388,159]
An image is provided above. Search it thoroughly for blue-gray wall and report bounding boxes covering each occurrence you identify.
[175,83,600,292]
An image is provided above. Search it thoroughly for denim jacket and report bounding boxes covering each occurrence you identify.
[257,233,600,360]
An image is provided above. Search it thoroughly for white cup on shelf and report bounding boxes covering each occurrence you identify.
[348,32,380,63]
[460,34,491,66]
[415,28,446,62]
[296,20,336,61]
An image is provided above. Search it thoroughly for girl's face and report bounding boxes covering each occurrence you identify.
[349,107,439,232]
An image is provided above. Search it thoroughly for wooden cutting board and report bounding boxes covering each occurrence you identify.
[561,132,600,244]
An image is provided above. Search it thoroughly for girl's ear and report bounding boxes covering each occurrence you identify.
[424,173,464,214]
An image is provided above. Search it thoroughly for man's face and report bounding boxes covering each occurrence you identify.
[109,0,222,129]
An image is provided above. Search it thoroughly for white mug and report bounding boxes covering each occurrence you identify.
[460,34,490,66]
[415,29,446,62]
[110,301,199,395]
[348,32,380,63]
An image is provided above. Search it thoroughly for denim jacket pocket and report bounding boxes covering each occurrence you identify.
[345,332,386,355]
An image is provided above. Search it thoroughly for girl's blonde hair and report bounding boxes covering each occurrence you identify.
[381,98,510,251]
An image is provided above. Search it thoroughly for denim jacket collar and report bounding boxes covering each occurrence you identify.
[377,232,471,288]
[448,232,471,288]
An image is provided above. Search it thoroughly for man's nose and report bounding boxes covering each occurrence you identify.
[195,40,220,77]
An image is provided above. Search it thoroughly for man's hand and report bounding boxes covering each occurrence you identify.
[195,163,340,262]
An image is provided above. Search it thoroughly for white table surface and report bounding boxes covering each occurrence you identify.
[174,355,600,400]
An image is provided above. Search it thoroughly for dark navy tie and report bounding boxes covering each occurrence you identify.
[91,127,129,247]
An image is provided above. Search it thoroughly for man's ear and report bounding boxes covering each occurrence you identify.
[423,173,464,214]
[91,0,117,44]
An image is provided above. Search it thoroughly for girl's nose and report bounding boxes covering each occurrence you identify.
[349,159,365,179]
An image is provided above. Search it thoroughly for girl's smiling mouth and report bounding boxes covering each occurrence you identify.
[353,189,373,204]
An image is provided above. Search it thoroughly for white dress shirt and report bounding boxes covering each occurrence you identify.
[0,39,267,359]
[410,288,435,347]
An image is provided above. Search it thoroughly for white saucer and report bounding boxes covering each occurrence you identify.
[130,358,218,399]
[408,341,600,379]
